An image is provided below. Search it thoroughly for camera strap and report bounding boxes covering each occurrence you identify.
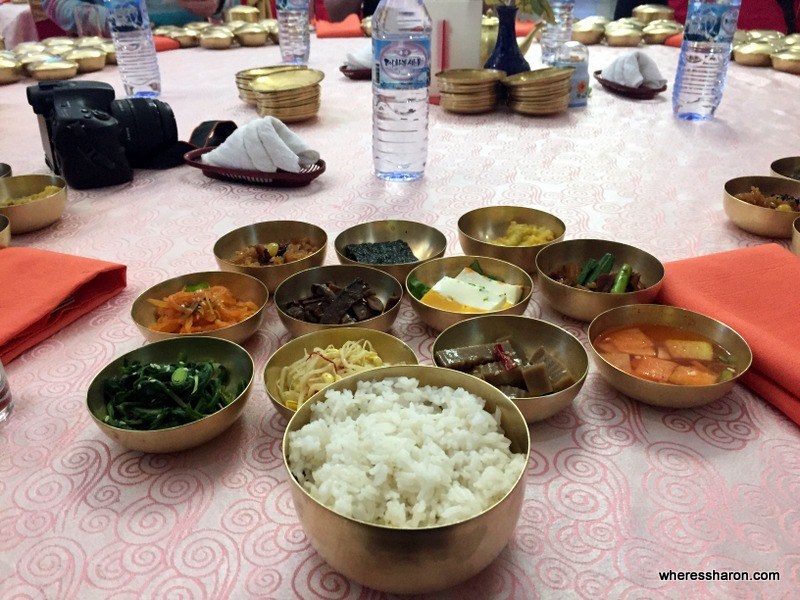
[189,121,238,149]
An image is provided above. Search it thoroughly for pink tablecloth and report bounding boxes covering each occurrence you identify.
[0,3,37,48]
[1,39,799,598]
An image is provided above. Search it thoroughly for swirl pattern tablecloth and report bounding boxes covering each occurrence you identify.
[1,39,799,599]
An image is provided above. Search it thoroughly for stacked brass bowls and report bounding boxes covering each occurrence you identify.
[435,69,505,114]
[503,67,573,116]
[87,336,255,453]
[236,65,305,104]
[251,68,324,122]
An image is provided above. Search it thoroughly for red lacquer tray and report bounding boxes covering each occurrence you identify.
[184,147,326,187]
[593,70,667,100]
[340,65,372,80]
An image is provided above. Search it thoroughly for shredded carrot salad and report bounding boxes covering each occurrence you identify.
[147,285,259,334]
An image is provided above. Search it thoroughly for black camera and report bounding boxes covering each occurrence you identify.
[27,81,186,189]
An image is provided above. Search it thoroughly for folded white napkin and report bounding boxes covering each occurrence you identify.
[600,51,667,89]
[345,45,372,69]
[202,116,319,173]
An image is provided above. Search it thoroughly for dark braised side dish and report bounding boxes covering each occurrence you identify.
[344,240,418,265]
[283,279,400,324]
[435,339,575,398]
[548,252,646,294]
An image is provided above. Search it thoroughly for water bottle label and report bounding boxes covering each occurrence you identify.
[684,5,739,43]
[373,39,430,90]
[277,0,307,10]
[106,1,146,32]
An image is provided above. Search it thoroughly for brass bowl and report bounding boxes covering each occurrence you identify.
[76,36,107,47]
[0,57,23,84]
[605,29,643,47]
[588,305,752,409]
[334,220,447,283]
[361,16,372,37]
[771,156,800,181]
[200,31,234,49]
[264,327,419,420]
[793,217,800,256]
[170,30,200,48]
[0,174,67,234]
[432,315,588,423]
[723,176,800,238]
[535,239,665,322]
[457,206,566,273]
[632,4,675,24]
[213,221,327,293]
[99,42,116,64]
[283,364,529,594]
[0,215,10,248]
[235,26,270,47]
[275,265,403,338]
[572,26,604,45]
[86,336,254,453]
[771,50,800,74]
[131,271,268,344]
[226,5,260,23]
[643,27,677,45]
[733,42,773,66]
[0,163,10,178]
[29,59,79,80]
[406,256,533,332]
[63,48,106,73]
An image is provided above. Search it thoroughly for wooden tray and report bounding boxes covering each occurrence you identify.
[593,70,667,100]
[184,147,325,187]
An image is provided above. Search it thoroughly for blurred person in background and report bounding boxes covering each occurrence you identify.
[323,0,379,22]
[42,0,238,37]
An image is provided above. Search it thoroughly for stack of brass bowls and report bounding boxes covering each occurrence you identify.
[605,20,644,47]
[235,65,308,105]
[435,69,505,114]
[251,68,324,122]
[731,29,800,74]
[503,67,573,116]
[572,20,605,45]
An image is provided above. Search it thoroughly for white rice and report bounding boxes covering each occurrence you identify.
[287,376,526,528]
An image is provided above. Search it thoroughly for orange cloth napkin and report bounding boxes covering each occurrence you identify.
[316,14,364,38]
[658,244,800,426]
[153,35,180,52]
[665,33,683,48]
[0,247,126,364]
[515,21,536,37]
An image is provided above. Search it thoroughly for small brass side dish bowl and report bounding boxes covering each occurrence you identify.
[283,364,529,594]
[87,336,254,453]
[275,265,403,338]
[0,57,23,84]
[131,271,268,344]
[770,156,800,181]
[792,217,800,256]
[214,221,327,293]
[0,174,67,234]
[406,256,533,332]
[733,42,773,67]
[535,239,665,322]
[264,327,419,420]
[0,215,10,248]
[588,304,751,409]
[723,175,800,238]
[334,220,447,283]
[63,48,106,73]
[433,315,588,423]
[457,205,566,273]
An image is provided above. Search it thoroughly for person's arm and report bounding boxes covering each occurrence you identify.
[324,0,362,22]
[42,0,107,36]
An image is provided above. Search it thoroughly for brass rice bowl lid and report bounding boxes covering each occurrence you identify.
[14,42,46,54]
[784,33,800,46]
[614,17,646,30]
[573,21,604,33]
[577,16,609,28]
[747,29,784,41]
[185,21,213,31]
[435,68,506,84]
[43,37,75,47]
[76,36,107,47]
[29,59,79,80]
[646,19,683,32]
[503,67,573,87]
[47,44,76,56]
[19,52,56,67]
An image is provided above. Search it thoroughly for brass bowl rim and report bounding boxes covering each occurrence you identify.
[432,314,590,403]
[333,219,448,268]
[587,304,753,388]
[724,175,800,217]
[0,174,66,207]
[86,336,255,433]
[263,327,420,416]
[213,220,328,271]
[535,238,666,297]
[405,255,534,317]
[274,264,404,328]
[457,205,567,250]
[131,270,269,336]
[282,364,530,531]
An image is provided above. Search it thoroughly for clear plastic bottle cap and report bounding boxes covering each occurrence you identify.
[555,41,589,63]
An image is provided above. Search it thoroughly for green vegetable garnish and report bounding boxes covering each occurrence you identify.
[610,263,632,294]
[718,368,735,383]
[102,358,238,430]
[468,260,503,281]
[585,253,614,285]
[407,275,431,300]
[185,282,210,292]
[576,258,597,286]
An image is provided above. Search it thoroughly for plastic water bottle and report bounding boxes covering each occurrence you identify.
[540,0,575,65]
[104,0,161,97]
[277,0,310,65]
[372,0,432,182]
[554,41,589,107]
[673,0,741,121]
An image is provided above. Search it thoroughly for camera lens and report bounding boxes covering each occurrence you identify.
[110,98,179,168]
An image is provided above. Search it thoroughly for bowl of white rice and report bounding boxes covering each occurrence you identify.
[283,365,530,594]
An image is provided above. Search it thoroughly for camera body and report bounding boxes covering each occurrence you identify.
[27,81,180,189]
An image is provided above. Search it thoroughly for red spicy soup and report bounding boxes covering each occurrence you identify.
[593,324,736,386]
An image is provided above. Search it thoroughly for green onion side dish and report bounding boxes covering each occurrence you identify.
[102,356,243,430]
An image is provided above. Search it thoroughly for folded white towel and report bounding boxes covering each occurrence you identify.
[345,45,372,70]
[203,116,319,173]
[600,51,667,89]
